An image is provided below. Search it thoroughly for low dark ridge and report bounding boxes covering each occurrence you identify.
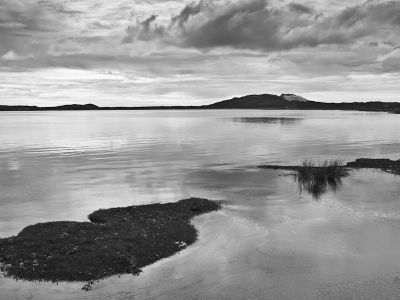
[0,198,221,284]
[345,158,400,175]
[1,92,400,112]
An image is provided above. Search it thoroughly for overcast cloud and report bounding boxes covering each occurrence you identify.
[0,0,400,106]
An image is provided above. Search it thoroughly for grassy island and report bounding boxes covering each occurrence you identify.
[0,198,221,285]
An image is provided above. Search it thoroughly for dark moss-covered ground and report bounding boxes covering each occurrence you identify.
[345,158,400,175]
[0,198,221,284]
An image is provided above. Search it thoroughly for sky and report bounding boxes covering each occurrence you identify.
[1,0,400,106]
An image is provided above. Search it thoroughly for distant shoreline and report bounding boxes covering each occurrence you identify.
[0,104,208,111]
[1,105,399,113]
[2,93,400,112]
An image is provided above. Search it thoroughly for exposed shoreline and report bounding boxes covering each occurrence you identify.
[0,198,221,286]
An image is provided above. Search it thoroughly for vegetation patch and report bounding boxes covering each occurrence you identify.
[295,159,349,199]
[0,198,221,284]
[345,158,400,175]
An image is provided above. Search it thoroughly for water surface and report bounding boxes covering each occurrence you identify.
[1,110,400,299]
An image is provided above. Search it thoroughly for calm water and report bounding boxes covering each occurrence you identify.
[1,110,400,299]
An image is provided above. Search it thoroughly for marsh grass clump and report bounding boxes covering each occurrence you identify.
[296,159,349,200]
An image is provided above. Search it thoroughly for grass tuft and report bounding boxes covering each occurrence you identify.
[296,159,348,200]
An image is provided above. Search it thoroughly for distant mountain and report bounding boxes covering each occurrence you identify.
[206,93,400,111]
[207,93,287,109]
[207,93,312,109]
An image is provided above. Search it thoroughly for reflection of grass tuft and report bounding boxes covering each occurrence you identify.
[296,159,349,200]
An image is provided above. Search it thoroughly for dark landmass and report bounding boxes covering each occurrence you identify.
[0,198,221,284]
[208,93,400,111]
[0,104,204,111]
[346,158,400,175]
[1,93,400,112]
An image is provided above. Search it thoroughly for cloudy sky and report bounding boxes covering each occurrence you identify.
[1,0,400,106]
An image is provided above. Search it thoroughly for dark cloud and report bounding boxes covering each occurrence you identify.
[120,0,400,53]
[334,6,365,27]
[181,0,279,49]
[2,0,400,78]
[0,22,28,30]
[2,0,400,61]
[142,15,157,29]
[171,1,205,27]
[178,0,400,50]
[172,0,341,50]
[90,21,114,29]
[0,1,56,33]
[0,0,62,56]
[122,14,164,43]
[288,3,314,14]
[367,1,400,25]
